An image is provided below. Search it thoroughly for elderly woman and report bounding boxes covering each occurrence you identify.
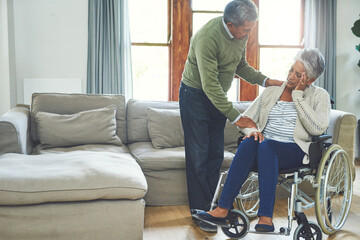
[195,48,330,232]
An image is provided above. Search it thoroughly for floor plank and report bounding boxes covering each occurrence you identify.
[144,161,360,240]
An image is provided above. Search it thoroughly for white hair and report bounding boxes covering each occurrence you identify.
[294,48,325,79]
[223,0,258,27]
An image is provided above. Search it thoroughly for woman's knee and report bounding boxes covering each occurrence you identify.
[256,140,277,165]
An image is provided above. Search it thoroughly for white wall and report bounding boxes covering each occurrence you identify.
[12,0,88,104]
[0,0,12,116]
[336,0,360,119]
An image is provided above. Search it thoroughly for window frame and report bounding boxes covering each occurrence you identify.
[131,0,305,101]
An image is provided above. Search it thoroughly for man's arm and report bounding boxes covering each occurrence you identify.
[265,78,283,87]
[235,47,267,85]
[234,116,257,128]
[195,36,241,122]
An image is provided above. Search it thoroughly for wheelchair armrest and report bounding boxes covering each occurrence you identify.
[311,134,332,143]
[309,134,332,169]
[237,132,245,146]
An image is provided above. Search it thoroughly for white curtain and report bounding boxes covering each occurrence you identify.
[304,0,337,107]
[87,0,133,98]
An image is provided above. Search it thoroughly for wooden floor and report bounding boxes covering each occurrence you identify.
[144,161,360,240]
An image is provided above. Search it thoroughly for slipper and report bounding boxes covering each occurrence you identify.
[255,223,275,232]
[195,211,227,227]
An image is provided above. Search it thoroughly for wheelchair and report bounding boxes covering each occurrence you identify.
[197,134,353,240]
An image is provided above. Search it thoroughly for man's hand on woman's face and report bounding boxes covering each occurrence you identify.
[243,131,264,142]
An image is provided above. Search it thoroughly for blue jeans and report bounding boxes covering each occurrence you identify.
[218,137,305,218]
[179,82,227,211]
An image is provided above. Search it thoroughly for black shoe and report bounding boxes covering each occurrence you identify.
[197,220,218,233]
[195,210,227,227]
[255,223,275,232]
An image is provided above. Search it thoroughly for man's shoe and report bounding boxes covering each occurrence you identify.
[195,210,227,227]
[197,220,218,233]
[255,223,275,232]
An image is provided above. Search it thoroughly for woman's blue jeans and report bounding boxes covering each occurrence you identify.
[179,82,227,211]
[218,137,305,218]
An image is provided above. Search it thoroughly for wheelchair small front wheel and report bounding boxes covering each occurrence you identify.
[293,221,322,240]
[221,209,249,239]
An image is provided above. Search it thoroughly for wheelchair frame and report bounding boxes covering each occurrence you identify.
[202,136,353,240]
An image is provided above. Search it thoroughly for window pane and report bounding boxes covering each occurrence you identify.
[259,0,301,45]
[259,48,301,81]
[227,78,239,102]
[132,46,169,101]
[192,13,222,35]
[192,0,230,11]
[129,0,168,43]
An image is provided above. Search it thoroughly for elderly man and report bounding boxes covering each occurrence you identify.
[179,0,282,233]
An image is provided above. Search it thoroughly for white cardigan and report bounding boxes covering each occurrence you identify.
[239,81,331,164]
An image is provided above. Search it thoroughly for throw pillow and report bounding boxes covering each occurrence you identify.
[146,107,184,149]
[36,105,122,148]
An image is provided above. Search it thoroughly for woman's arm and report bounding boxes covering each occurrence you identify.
[292,88,331,136]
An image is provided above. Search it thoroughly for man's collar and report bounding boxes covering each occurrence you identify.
[222,17,234,39]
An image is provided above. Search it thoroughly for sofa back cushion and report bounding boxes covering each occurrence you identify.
[147,107,183,148]
[127,99,252,146]
[31,93,127,145]
[127,99,179,143]
[36,105,122,148]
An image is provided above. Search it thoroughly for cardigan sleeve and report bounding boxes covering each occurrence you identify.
[292,88,331,136]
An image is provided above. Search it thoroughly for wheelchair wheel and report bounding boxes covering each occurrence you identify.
[235,172,259,219]
[221,209,249,239]
[293,221,322,240]
[315,144,353,235]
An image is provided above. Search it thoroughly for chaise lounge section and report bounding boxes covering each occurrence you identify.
[0,93,147,240]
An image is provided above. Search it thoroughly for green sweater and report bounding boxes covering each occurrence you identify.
[182,17,266,122]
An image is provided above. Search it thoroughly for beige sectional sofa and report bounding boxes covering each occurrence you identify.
[0,93,357,240]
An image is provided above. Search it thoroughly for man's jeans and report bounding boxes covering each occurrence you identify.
[179,82,227,211]
[218,137,305,218]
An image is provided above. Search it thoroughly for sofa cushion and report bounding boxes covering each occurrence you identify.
[31,93,127,145]
[147,108,184,148]
[36,105,122,148]
[0,152,147,205]
[34,143,130,155]
[128,141,234,171]
[127,99,252,147]
[127,99,179,143]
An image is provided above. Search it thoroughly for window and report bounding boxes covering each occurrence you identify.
[258,0,304,93]
[191,1,239,101]
[129,0,170,101]
[129,0,304,101]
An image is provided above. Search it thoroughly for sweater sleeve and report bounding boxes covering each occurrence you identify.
[195,36,240,122]
[235,45,267,85]
[292,88,331,136]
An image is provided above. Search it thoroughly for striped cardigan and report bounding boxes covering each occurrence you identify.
[239,81,331,164]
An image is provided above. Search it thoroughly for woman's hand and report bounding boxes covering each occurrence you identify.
[295,72,308,91]
[235,116,257,129]
[243,131,264,142]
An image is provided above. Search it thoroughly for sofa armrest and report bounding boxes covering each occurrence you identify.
[328,109,357,178]
[0,105,32,154]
